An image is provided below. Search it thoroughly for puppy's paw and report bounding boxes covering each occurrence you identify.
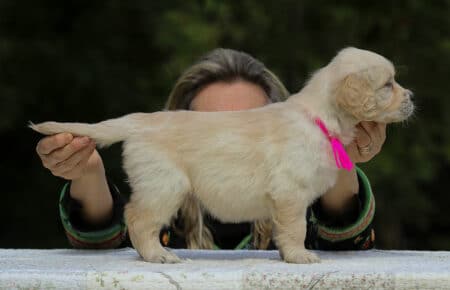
[282,249,320,264]
[141,249,181,264]
[161,251,182,264]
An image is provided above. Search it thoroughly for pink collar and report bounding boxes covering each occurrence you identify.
[314,118,354,171]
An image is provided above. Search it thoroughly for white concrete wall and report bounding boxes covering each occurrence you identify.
[1,248,450,289]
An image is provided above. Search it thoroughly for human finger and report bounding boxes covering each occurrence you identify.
[36,133,73,156]
[359,122,386,151]
[42,136,92,168]
[354,123,372,148]
[359,122,380,141]
[375,122,387,142]
[52,141,96,179]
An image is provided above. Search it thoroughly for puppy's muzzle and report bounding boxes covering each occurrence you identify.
[400,89,415,118]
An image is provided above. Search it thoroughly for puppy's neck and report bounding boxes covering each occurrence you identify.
[286,65,359,144]
[287,92,357,145]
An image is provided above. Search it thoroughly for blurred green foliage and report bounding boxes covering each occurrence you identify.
[1,0,449,250]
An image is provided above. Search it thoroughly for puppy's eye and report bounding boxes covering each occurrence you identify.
[384,81,393,89]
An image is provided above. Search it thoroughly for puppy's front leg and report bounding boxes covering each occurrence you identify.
[271,198,320,264]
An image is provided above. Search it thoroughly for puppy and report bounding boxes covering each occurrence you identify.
[30,48,414,264]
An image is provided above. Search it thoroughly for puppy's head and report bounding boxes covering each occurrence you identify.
[331,48,414,123]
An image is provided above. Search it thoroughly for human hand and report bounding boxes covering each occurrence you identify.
[346,122,387,163]
[36,133,101,180]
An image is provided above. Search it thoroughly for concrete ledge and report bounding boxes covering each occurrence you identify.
[1,248,450,289]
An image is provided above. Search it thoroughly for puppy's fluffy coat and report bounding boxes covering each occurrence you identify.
[31,48,414,264]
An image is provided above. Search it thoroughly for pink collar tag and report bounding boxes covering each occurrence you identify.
[314,118,354,171]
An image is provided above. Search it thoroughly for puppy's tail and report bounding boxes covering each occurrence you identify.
[29,113,144,148]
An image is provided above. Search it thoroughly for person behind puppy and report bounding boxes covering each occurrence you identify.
[36,48,385,250]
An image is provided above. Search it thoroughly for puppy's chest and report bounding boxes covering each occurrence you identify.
[277,135,339,196]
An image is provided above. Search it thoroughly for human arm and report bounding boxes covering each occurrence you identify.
[36,133,114,224]
[319,122,385,214]
[306,122,385,250]
[59,179,128,248]
[69,150,114,225]
[36,133,127,248]
[306,167,376,250]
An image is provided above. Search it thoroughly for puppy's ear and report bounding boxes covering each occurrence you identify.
[335,72,377,120]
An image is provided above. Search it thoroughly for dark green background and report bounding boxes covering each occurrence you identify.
[1,0,449,250]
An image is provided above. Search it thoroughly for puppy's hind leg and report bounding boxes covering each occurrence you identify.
[125,200,181,263]
[270,197,320,264]
[124,160,191,263]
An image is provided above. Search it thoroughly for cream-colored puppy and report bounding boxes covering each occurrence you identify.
[31,48,414,264]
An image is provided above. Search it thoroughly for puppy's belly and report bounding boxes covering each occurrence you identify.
[194,190,270,223]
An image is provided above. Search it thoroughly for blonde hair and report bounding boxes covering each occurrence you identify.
[164,48,290,249]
